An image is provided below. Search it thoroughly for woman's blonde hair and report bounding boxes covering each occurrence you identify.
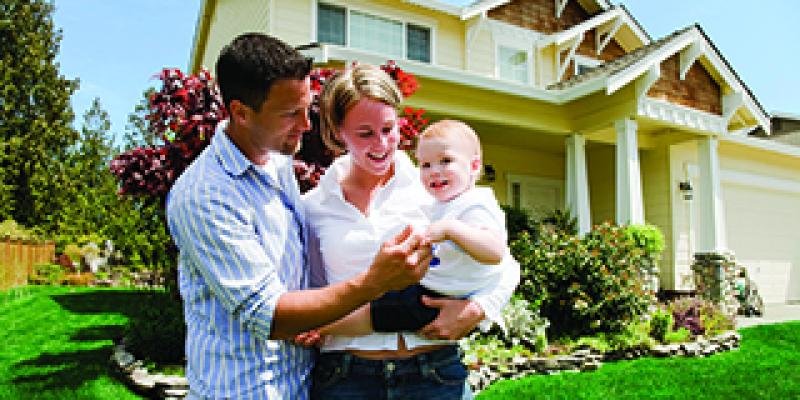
[319,64,402,154]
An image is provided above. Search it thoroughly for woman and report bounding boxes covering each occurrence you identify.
[304,64,519,399]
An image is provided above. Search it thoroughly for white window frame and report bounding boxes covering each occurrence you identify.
[495,44,532,85]
[312,0,437,64]
[573,54,601,75]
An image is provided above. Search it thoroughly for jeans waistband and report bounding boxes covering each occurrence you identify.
[316,345,461,378]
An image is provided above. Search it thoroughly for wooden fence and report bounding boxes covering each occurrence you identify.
[0,237,55,290]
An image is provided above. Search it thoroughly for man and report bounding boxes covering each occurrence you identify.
[167,33,432,399]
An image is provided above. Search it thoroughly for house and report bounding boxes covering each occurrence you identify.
[188,0,800,304]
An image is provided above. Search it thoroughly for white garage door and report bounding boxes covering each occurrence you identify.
[724,182,800,303]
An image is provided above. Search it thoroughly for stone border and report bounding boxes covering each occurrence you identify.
[110,340,188,399]
[110,330,741,397]
[467,331,741,394]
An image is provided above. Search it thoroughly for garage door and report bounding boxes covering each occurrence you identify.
[724,182,800,303]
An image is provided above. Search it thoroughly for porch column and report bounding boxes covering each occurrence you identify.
[696,136,727,252]
[615,118,644,225]
[565,134,591,235]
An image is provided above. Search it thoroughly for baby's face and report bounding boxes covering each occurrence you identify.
[416,135,479,202]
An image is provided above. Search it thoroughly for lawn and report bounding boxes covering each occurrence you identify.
[2,287,799,399]
[478,321,800,399]
[0,286,147,400]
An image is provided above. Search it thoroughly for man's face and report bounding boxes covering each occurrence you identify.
[246,77,312,156]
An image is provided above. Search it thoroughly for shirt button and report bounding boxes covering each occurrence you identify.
[386,362,395,372]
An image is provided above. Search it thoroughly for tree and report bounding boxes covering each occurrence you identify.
[55,98,119,243]
[0,0,79,227]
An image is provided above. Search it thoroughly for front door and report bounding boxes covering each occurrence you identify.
[506,174,564,219]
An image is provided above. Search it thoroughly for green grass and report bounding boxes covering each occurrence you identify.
[478,321,800,399]
[0,286,149,400]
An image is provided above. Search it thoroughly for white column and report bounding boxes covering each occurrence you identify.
[566,134,591,236]
[615,118,644,225]
[696,136,727,253]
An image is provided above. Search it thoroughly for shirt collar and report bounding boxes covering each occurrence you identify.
[212,120,253,177]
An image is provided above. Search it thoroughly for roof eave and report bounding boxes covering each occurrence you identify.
[188,0,215,74]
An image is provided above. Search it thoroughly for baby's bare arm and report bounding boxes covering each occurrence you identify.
[427,219,505,264]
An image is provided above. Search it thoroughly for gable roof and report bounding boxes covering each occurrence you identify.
[548,24,770,133]
[400,0,611,20]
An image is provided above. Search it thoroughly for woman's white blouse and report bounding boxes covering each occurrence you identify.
[303,151,519,351]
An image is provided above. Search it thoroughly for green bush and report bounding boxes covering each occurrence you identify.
[623,224,665,257]
[511,221,654,338]
[125,291,185,364]
[664,327,691,344]
[30,263,65,285]
[501,205,537,243]
[649,306,674,343]
[0,219,35,240]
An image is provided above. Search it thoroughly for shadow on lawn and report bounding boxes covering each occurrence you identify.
[11,290,162,392]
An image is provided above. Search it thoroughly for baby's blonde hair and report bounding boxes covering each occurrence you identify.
[418,120,482,160]
[319,64,402,154]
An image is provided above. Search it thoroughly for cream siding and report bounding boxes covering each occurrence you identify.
[273,0,312,46]
[641,145,674,290]
[465,21,495,77]
[201,0,271,71]
[587,145,616,225]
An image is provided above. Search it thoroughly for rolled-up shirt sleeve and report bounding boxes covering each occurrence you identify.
[168,183,287,341]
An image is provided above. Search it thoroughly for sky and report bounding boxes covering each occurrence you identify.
[53,0,800,142]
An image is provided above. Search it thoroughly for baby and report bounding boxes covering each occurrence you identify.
[312,120,510,337]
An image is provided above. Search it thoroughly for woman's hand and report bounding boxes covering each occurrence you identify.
[424,220,451,243]
[417,297,485,340]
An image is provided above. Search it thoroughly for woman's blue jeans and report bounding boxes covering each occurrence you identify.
[311,345,473,400]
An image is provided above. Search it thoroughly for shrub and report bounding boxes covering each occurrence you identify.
[668,296,732,337]
[501,205,537,243]
[125,291,186,364]
[664,327,691,344]
[649,306,674,343]
[511,221,654,338]
[30,263,64,285]
[623,224,665,257]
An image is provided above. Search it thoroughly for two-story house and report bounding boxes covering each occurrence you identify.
[188,0,800,304]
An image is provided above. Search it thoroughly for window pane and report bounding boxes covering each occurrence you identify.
[350,10,403,58]
[498,46,528,84]
[406,24,431,63]
[318,4,345,45]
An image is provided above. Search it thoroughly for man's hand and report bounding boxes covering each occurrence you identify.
[292,330,322,347]
[364,225,432,294]
[417,297,485,340]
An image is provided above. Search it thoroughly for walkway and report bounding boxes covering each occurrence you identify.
[736,302,800,329]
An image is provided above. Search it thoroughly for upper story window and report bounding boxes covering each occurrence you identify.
[497,46,529,84]
[573,55,601,76]
[317,3,432,63]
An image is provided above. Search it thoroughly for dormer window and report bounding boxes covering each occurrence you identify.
[316,3,432,63]
[573,55,601,76]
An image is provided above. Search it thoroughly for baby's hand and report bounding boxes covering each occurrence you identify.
[293,330,323,347]
[425,220,451,243]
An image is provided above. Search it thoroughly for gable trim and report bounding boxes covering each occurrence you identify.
[604,26,769,134]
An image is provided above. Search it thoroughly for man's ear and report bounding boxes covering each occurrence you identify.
[228,99,250,129]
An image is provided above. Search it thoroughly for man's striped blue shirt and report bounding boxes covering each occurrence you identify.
[167,121,313,399]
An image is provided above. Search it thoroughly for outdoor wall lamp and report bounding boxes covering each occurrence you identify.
[679,180,693,200]
[483,165,496,183]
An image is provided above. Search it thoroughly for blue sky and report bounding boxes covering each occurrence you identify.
[53,0,800,142]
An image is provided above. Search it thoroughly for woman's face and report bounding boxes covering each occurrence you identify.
[338,98,399,179]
